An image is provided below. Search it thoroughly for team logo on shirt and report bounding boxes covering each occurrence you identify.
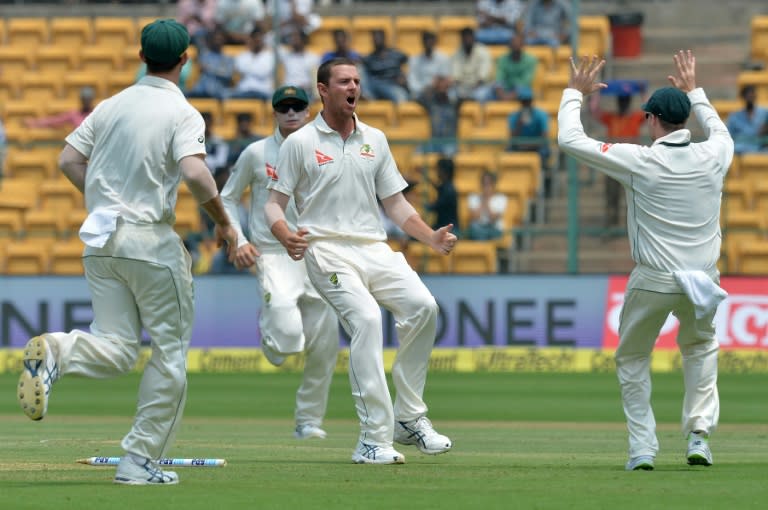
[266,163,278,181]
[315,149,334,166]
[197,136,205,144]
[263,291,271,305]
[359,144,375,159]
[600,143,614,153]
[329,273,340,288]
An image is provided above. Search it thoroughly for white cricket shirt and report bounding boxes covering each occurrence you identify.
[222,129,300,251]
[269,113,407,242]
[66,76,206,224]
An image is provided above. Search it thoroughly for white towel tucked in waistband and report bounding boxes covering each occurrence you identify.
[79,209,120,248]
[673,270,728,319]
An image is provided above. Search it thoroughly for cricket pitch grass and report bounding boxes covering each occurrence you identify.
[1,371,766,510]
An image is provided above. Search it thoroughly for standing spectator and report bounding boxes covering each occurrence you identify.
[176,0,217,39]
[25,87,95,129]
[186,27,235,100]
[475,0,525,45]
[416,73,461,157]
[726,84,768,154]
[265,0,322,44]
[493,34,539,101]
[451,27,494,103]
[466,170,508,240]
[16,19,238,485]
[265,58,455,464]
[407,31,451,100]
[426,157,460,233]
[227,112,262,168]
[278,28,321,102]
[215,0,266,44]
[559,52,733,471]
[524,0,572,48]
[362,29,409,103]
[231,25,276,100]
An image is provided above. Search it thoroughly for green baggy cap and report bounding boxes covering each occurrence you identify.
[642,87,691,124]
[141,19,190,65]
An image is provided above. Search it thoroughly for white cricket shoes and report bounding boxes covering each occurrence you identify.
[394,416,452,455]
[294,423,327,440]
[114,454,179,485]
[686,431,713,466]
[625,455,655,471]
[17,335,59,421]
[351,441,406,464]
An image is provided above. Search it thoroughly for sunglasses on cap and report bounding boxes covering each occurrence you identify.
[275,102,308,114]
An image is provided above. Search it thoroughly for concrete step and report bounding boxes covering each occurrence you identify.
[512,248,635,274]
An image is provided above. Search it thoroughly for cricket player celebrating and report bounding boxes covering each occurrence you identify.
[265,57,455,464]
[221,85,339,440]
[16,19,238,484]
[558,51,733,471]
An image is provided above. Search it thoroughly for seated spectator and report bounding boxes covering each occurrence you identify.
[362,29,409,103]
[231,25,275,100]
[426,157,460,234]
[507,86,550,188]
[320,28,363,64]
[215,0,266,44]
[407,30,451,100]
[416,73,461,157]
[493,34,538,101]
[475,0,525,45]
[278,28,320,102]
[186,27,235,99]
[466,171,508,241]
[25,86,95,129]
[265,0,321,44]
[451,27,494,103]
[176,0,217,39]
[227,113,262,168]
[524,0,572,48]
[727,84,768,154]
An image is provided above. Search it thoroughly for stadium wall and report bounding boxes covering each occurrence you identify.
[1,275,767,374]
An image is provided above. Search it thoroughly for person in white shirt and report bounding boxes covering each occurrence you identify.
[265,0,321,43]
[16,19,238,485]
[407,30,451,100]
[558,51,733,471]
[232,25,275,100]
[221,85,339,440]
[264,57,456,464]
[466,170,508,240]
[278,29,320,102]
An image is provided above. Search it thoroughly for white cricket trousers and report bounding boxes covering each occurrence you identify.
[256,252,338,427]
[615,289,720,458]
[304,240,439,446]
[45,223,193,460]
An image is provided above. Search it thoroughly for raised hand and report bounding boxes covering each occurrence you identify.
[431,224,457,256]
[568,55,607,96]
[668,49,696,93]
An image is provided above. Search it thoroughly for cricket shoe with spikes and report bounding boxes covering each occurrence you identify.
[17,335,60,421]
[394,416,452,455]
[351,441,405,464]
[114,454,179,485]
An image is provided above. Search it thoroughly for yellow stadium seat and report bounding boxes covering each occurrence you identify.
[394,16,437,57]
[2,100,45,129]
[457,101,484,140]
[356,100,396,129]
[435,16,477,56]
[0,210,24,238]
[711,99,743,123]
[7,18,49,48]
[6,148,57,181]
[36,46,80,73]
[484,101,518,133]
[308,16,350,55]
[404,242,451,274]
[220,99,267,139]
[3,238,52,274]
[451,240,498,274]
[496,151,541,196]
[50,237,85,275]
[524,45,556,72]
[736,152,768,185]
[49,17,93,48]
[722,209,765,272]
[453,152,496,193]
[723,177,753,212]
[0,178,41,212]
[0,74,18,103]
[39,180,83,214]
[188,98,222,125]
[540,71,570,102]
[0,18,5,44]
[395,101,430,135]
[578,16,610,57]
[737,71,768,104]
[408,152,441,182]
[93,17,137,49]
[751,179,768,213]
[79,46,125,72]
[62,71,106,101]
[750,16,768,62]
[0,45,35,75]
[18,73,63,102]
[24,209,63,237]
[351,16,395,56]
[122,45,142,71]
[736,239,768,274]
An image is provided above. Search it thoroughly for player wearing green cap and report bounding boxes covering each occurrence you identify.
[558,51,734,471]
[16,19,238,485]
[220,85,339,441]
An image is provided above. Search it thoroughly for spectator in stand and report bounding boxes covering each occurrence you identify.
[278,28,320,102]
[215,0,266,44]
[176,0,217,39]
[25,87,95,130]
[186,26,235,99]
[362,29,409,103]
[524,0,572,48]
[320,29,362,64]
[451,27,494,103]
[466,170,508,241]
[226,113,262,168]
[265,0,321,44]
[493,34,539,101]
[726,84,768,154]
[416,72,461,157]
[407,30,451,100]
[200,111,230,188]
[231,25,276,100]
[475,0,525,45]
[507,87,551,192]
[426,157,460,234]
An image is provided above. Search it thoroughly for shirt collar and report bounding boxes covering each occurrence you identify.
[137,75,185,97]
[313,111,368,137]
[273,128,285,145]
[652,129,691,147]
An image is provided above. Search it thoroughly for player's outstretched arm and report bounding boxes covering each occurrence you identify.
[382,192,457,255]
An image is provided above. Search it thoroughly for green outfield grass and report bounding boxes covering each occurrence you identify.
[1,372,766,510]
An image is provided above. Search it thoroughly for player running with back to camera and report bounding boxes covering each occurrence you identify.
[558,51,733,471]
[265,57,456,464]
[16,19,239,485]
[221,85,340,440]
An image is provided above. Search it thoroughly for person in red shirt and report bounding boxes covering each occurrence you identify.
[25,86,95,129]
